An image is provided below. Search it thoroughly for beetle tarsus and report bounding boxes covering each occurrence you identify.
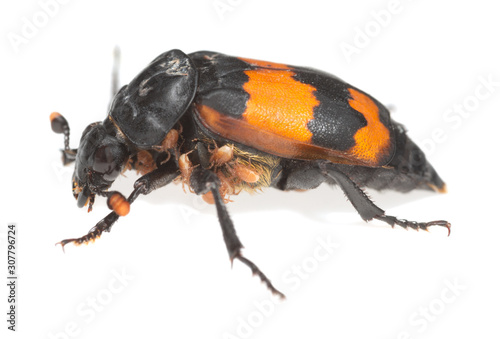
[56,212,118,251]
[236,254,286,300]
[375,215,451,236]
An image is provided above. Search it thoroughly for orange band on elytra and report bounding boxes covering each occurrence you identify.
[238,59,319,144]
[347,88,391,165]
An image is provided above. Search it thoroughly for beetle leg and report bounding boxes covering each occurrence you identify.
[56,160,179,250]
[320,162,451,236]
[56,211,119,250]
[189,167,285,299]
[374,215,450,235]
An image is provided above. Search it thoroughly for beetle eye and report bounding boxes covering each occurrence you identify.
[93,145,122,181]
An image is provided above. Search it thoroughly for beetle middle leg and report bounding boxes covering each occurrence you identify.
[57,160,179,249]
[189,166,285,299]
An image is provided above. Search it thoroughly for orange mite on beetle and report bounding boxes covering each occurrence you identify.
[51,49,450,298]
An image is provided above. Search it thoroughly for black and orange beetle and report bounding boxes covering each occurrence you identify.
[51,49,450,297]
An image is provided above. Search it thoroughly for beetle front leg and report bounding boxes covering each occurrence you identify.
[57,160,179,250]
[319,162,451,235]
[57,211,119,250]
[190,167,285,299]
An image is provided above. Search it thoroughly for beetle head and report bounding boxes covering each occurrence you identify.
[73,122,129,210]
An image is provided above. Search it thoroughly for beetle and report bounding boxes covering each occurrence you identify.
[51,49,450,298]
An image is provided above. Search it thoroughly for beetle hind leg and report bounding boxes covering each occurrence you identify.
[320,162,451,235]
[375,215,451,235]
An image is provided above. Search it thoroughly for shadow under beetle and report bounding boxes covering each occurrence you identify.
[51,49,450,298]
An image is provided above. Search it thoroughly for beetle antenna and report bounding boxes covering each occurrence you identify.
[50,112,77,165]
[111,46,121,98]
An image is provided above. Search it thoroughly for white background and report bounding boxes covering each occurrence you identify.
[2,0,499,338]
